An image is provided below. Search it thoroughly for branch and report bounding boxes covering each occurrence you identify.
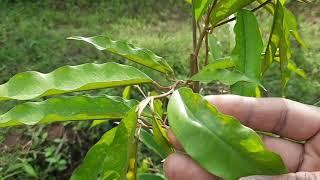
[190,0,218,92]
[193,0,217,63]
[212,0,272,28]
[205,33,209,66]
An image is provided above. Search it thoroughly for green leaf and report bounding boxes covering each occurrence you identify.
[102,108,138,179]
[68,36,173,75]
[0,95,135,127]
[193,0,213,21]
[22,163,37,178]
[71,107,138,180]
[71,127,117,180]
[152,118,173,158]
[150,91,164,118]
[263,2,284,73]
[0,63,152,101]
[210,0,256,25]
[257,0,274,14]
[283,8,306,48]
[231,9,264,97]
[123,86,132,100]
[274,57,306,78]
[139,129,168,159]
[208,35,222,62]
[90,120,109,128]
[138,173,166,180]
[258,1,306,48]
[206,57,235,69]
[167,88,288,179]
[192,69,258,85]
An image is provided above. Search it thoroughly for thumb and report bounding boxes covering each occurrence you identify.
[239,172,320,180]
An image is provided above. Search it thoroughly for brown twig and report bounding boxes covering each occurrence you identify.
[190,0,218,92]
[204,33,209,66]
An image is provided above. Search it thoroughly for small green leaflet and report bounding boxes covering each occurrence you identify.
[193,0,213,21]
[68,36,174,75]
[139,129,168,159]
[152,118,173,158]
[168,88,288,180]
[0,95,135,127]
[138,173,166,180]
[210,0,256,25]
[0,63,152,101]
[70,127,117,180]
[123,86,132,100]
[231,9,264,97]
[192,68,259,85]
[260,1,306,49]
[71,107,138,180]
[274,57,306,78]
[208,35,222,62]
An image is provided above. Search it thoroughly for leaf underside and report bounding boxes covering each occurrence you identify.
[0,62,152,101]
[71,107,138,180]
[0,95,137,127]
[68,36,173,75]
[168,88,287,180]
[210,0,256,25]
[231,9,264,97]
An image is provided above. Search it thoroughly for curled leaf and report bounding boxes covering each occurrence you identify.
[0,95,135,127]
[68,36,173,75]
[168,88,287,179]
[0,63,152,101]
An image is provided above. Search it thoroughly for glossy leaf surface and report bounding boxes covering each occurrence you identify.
[139,129,168,159]
[192,69,257,85]
[123,86,132,100]
[68,36,173,75]
[168,88,287,179]
[206,57,235,69]
[263,1,285,72]
[210,0,255,25]
[71,127,117,180]
[0,63,152,101]
[71,108,138,180]
[138,173,166,180]
[231,9,264,97]
[0,95,135,127]
[152,118,173,158]
[193,0,212,21]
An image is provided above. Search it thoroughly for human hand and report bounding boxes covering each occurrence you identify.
[164,95,320,179]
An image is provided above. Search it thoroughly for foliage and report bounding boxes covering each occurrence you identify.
[1,0,318,179]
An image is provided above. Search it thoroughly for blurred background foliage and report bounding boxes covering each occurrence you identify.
[0,0,319,179]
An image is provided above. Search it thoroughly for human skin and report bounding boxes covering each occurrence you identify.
[163,95,320,179]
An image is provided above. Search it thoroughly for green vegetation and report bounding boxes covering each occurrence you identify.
[0,0,319,179]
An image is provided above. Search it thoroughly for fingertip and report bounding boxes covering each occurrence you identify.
[167,129,183,150]
[163,153,218,180]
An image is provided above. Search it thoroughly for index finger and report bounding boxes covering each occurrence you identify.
[206,95,320,141]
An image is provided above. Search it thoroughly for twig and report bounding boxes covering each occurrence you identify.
[190,0,218,92]
[204,33,209,66]
[134,85,147,98]
[153,88,174,100]
[192,0,217,68]
[152,81,172,90]
[212,0,272,28]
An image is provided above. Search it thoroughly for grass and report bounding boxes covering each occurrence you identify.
[0,0,319,179]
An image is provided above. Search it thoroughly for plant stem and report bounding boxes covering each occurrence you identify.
[190,0,199,91]
[190,0,217,92]
[205,33,209,66]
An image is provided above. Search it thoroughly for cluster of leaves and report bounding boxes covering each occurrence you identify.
[0,0,308,179]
